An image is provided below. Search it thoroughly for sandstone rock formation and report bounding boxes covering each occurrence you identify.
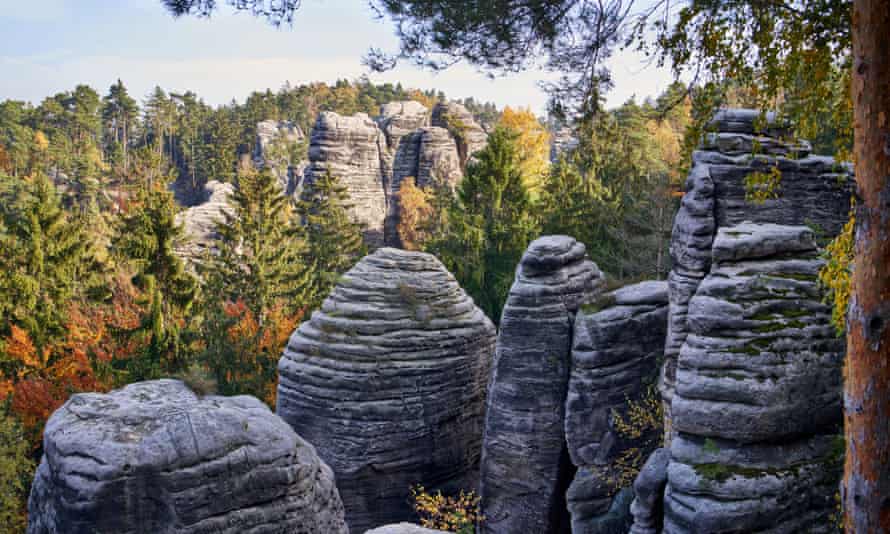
[664,223,844,533]
[27,379,347,534]
[364,524,449,534]
[550,126,579,162]
[480,235,605,534]
[565,281,669,533]
[629,448,670,534]
[174,180,234,263]
[301,101,486,248]
[254,119,306,196]
[662,108,853,425]
[277,247,497,533]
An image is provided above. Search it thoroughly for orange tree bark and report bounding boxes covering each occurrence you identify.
[846,1,890,531]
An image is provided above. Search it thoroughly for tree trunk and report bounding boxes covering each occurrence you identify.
[845,2,890,531]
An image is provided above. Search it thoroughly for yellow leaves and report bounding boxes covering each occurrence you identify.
[32,131,49,152]
[498,106,551,192]
[819,211,855,336]
[411,485,483,533]
[744,165,782,203]
[397,177,434,250]
[4,324,44,369]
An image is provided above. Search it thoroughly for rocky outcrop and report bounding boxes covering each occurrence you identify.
[254,119,306,196]
[629,448,670,534]
[27,379,347,534]
[174,180,234,263]
[364,524,449,534]
[565,281,669,533]
[661,108,853,426]
[431,102,488,166]
[302,111,388,246]
[301,102,487,248]
[480,235,605,534]
[277,248,496,533]
[550,126,579,162]
[664,223,844,533]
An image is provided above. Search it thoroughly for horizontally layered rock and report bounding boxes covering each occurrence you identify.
[254,119,306,196]
[662,108,853,426]
[664,223,844,533]
[565,281,669,533]
[480,235,605,534]
[277,248,496,533]
[174,180,234,263]
[28,379,347,534]
[431,102,487,165]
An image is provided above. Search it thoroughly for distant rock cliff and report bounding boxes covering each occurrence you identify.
[254,119,306,198]
[277,248,496,533]
[28,380,347,534]
[302,101,486,248]
[174,180,234,264]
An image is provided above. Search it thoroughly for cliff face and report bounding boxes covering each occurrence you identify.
[254,119,306,197]
[174,180,234,264]
[664,223,843,533]
[27,380,347,534]
[662,108,853,425]
[479,235,605,534]
[276,248,496,533]
[301,101,487,248]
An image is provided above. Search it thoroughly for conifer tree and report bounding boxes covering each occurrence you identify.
[296,170,366,306]
[425,127,538,324]
[101,80,138,171]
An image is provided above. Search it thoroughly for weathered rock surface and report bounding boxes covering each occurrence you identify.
[480,235,605,534]
[302,111,388,246]
[661,108,853,422]
[301,102,486,248]
[431,102,488,164]
[664,223,844,533]
[565,281,669,533]
[550,126,579,162]
[174,180,234,263]
[277,248,496,533]
[364,524,449,534]
[254,119,306,196]
[27,379,347,534]
[629,448,670,534]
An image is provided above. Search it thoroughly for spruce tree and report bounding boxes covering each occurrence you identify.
[296,169,366,307]
[425,127,539,324]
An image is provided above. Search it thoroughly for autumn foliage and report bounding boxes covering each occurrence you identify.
[397,177,434,250]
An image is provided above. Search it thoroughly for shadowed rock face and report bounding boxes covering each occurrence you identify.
[629,448,670,534]
[565,281,669,533]
[277,248,496,533]
[254,119,306,197]
[27,379,347,534]
[664,223,843,533]
[480,235,605,534]
[174,180,234,264]
[661,109,853,423]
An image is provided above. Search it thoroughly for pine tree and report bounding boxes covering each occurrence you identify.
[425,127,539,324]
[101,80,138,172]
[296,170,366,307]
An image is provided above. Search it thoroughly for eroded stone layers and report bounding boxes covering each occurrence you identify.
[662,108,853,418]
[302,111,388,246]
[254,119,306,196]
[174,180,234,264]
[277,248,496,533]
[565,281,669,533]
[431,102,487,165]
[664,223,844,533]
[28,379,347,534]
[480,235,605,534]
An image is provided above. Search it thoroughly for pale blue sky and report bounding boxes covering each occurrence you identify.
[0,0,677,113]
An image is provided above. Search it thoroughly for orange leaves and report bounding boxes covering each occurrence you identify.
[4,325,44,369]
[397,177,434,251]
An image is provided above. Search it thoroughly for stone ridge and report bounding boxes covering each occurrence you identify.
[661,109,853,421]
[277,247,496,533]
[480,235,605,534]
[27,379,347,534]
[664,223,843,533]
[565,280,669,533]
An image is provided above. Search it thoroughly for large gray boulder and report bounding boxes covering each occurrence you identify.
[565,281,669,533]
[480,235,605,534]
[277,248,496,533]
[661,109,853,430]
[27,379,347,534]
[364,524,449,534]
[664,223,844,533]
[302,111,388,246]
[174,180,234,264]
